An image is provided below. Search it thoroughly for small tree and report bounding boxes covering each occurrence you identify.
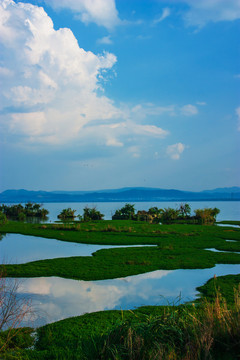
[0,269,33,354]
[112,204,135,220]
[57,208,76,220]
[179,203,191,218]
[194,208,220,225]
[161,207,180,224]
[83,207,104,221]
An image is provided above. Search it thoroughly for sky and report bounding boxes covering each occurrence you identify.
[0,0,239,192]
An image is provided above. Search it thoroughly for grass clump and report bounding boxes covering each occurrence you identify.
[95,289,240,360]
[0,328,35,359]
[13,287,239,360]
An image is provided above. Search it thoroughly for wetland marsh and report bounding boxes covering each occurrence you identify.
[0,203,239,359]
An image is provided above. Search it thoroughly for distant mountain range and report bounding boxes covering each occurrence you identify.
[0,187,239,203]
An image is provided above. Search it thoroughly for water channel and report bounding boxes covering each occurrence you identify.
[0,233,156,264]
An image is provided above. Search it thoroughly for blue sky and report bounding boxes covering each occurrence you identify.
[0,0,239,192]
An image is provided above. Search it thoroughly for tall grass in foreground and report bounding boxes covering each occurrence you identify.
[98,287,240,360]
[1,288,240,359]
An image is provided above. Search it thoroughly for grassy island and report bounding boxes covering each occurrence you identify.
[0,220,239,281]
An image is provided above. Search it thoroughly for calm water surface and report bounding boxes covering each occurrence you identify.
[0,233,156,264]
[8,263,240,327]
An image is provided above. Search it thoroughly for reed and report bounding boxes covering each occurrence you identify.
[99,287,240,360]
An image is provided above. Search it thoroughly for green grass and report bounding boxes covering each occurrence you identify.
[0,220,240,280]
[6,286,239,360]
[197,274,240,303]
[0,220,240,359]
[217,220,240,226]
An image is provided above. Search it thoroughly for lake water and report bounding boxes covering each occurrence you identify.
[38,201,240,222]
[0,233,156,264]
[7,263,240,328]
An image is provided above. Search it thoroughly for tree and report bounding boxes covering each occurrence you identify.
[179,203,191,218]
[161,207,180,224]
[194,208,220,224]
[0,269,33,354]
[57,208,76,220]
[112,204,135,220]
[82,207,104,221]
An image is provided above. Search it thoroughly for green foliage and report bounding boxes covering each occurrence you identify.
[135,204,219,225]
[194,207,220,225]
[57,208,76,220]
[114,204,194,224]
[98,290,240,360]
[179,203,191,217]
[0,203,49,220]
[112,204,135,220]
[161,207,180,224]
[18,212,26,222]
[82,206,104,222]
[197,274,240,303]
[0,211,7,225]
[0,328,34,359]
[218,221,240,226]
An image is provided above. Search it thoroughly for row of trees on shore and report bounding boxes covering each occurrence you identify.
[0,202,220,225]
[58,203,220,225]
[112,203,220,224]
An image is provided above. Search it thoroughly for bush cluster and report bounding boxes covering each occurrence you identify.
[0,203,49,221]
[112,203,220,225]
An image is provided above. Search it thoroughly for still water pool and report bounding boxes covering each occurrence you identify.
[7,264,240,327]
[0,233,156,264]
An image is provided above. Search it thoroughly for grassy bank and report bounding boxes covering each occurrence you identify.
[0,220,240,280]
[1,284,239,359]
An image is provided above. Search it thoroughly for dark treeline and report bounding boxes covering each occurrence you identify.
[112,203,220,225]
[0,203,49,221]
[0,202,220,225]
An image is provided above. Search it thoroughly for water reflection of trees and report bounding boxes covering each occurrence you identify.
[0,233,6,242]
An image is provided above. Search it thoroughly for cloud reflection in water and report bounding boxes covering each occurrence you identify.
[11,263,240,327]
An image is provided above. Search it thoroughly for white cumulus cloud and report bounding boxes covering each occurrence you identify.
[44,0,121,30]
[166,143,185,160]
[0,0,171,150]
[0,0,120,144]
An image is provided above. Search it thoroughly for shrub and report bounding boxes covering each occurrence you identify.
[0,212,7,225]
[82,207,104,221]
[161,207,180,224]
[57,208,76,220]
[194,207,220,225]
[112,204,135,220]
